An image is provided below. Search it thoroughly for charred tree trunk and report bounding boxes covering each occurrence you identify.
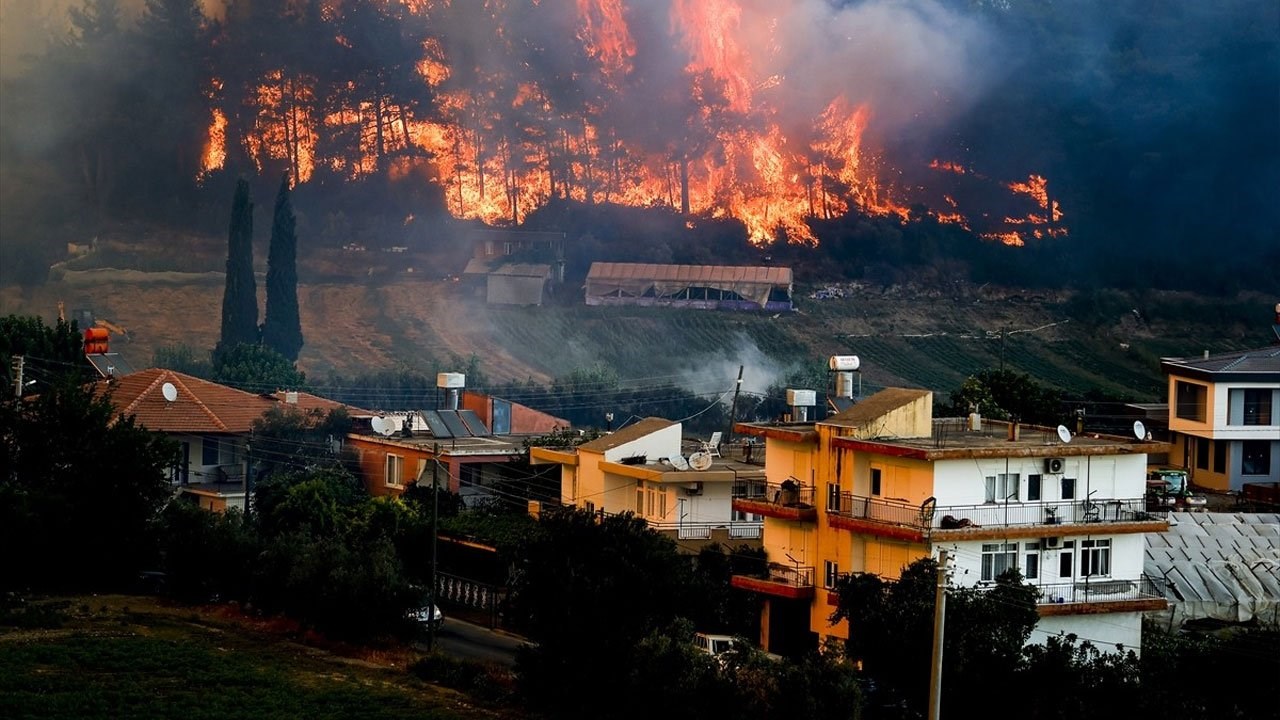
[680,155,690,215]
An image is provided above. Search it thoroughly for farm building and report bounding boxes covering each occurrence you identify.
[584,263,793,311]
[461,229,565,306]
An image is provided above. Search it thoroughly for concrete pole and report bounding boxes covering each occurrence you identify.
[928,548,949,720]
[429,442,441,651]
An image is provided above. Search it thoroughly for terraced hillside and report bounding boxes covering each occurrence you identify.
[4,252,1271,405]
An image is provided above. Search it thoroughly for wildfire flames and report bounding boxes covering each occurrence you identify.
[199,0,1066,246]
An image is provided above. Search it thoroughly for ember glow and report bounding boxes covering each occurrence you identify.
[198,0,1063,245]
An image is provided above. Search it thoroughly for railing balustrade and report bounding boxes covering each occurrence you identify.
[826,491,1156,530]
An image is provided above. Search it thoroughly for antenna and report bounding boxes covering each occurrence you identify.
[1133,420,1146,441]
[1056,425,1072,443]
[688,452,713,471]
[161,382,178,403]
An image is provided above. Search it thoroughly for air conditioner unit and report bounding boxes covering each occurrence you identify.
[685,482,704,496]
[1042,536,1062,550]
[1044,457,1065,474]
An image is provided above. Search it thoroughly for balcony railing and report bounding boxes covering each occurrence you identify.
[827,492,1159,531]
[655,521,763,540]
[975,574,1166,607]
[761,562,815,588]
[733,480,816,508]
[731,562,816,599]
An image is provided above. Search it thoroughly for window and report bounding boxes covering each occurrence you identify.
[1196,437,1210,470]
[1059,541,1074,579]
[981,543,1017,581]
[827,483,842,512]
[1081,539,1111,577]
[1213,440,1226,474]
[416,458,428,485]
[636,485,645,515]
[385,454,404,487]
[1027,474,1042,502]
[1175,381,1207,422]
[1061,477,1076,500]
[1231,388,1274,426]
[870,468,882,496]
[1242,441,1272,476]
[640,484,669,519]
[984,473,1019,503]
[732,509,762,522]
[1023,542,1040,580]
[201,437,221,466]
[824,560,840,589]
[503,241,513,255]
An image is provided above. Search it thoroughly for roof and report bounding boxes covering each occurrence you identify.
[490,263,551,278]
[1161,346,1280,382]
[267,390,375,417]
[821,388,930,429]
[586,262,792,286]
[103,369,277,433]
[1145,512,1280,627]
[577,417,675,453]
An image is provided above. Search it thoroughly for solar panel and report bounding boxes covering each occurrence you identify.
[420,410,453,438]
[438,410,469,438]
[458,409,490,436]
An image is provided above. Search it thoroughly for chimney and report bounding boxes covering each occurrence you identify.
[968,412,982,431]
[1007,420,1021,442]
[436,372,465,410]
[285,391,299,404]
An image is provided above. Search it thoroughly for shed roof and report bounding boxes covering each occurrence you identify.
[586,263,792,286]
[577,417,675,453]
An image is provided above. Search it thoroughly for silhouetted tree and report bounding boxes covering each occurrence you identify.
[212,343,304,393]
[262,174,303,361]
[216,179,258,360]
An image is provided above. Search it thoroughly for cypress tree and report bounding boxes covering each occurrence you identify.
[216,178,258,361]
[262,173,303,361]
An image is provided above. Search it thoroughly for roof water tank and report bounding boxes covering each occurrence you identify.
[829,355,860,371]
[436,372,466,389]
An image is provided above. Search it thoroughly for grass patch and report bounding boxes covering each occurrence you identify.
[0,597,505,720]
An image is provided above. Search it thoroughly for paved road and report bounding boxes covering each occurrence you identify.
[418,617,528,667]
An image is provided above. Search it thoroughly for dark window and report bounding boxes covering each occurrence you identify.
[1176,381,1207,422]
[1059,549,1073,579]
[1242,441,1272,476]
[1061,477,1076,500]
[827,483,841,513]
[1024,546,1039,580]
[1243,389,1272,426]
[202,437,220,466]
[1213,440,1227,474]
[1028,474,1042,502]
[1196,437,1210,470]
[870,468,882,496]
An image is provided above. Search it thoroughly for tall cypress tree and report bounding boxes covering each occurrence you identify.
[262,173,303,361]
[216,178,258,361]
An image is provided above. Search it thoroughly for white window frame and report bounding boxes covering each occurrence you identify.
[385,454,404,488]
[984,473,1020,503]
[824,560,840,589]
[1023,541,1040,580]
[981,542,1018,581]
[1080,539,1111,577]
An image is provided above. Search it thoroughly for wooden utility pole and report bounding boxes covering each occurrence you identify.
[928,548,950,720]
[727,365,744,442]
[11,355,24,398]
[429,442,441,651]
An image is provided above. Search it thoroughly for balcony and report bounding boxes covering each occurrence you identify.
[650,521,764,541]
[978,575,1168,616]
[732,480,817,522]
[731,562,816,600]
[826,492,1167,541]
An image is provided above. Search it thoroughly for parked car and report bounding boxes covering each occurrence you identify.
[693,632,736,658]
[1146,468,1207,512]
[409,603,445,633]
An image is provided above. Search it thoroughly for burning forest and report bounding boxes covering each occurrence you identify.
[1,0,1276,294]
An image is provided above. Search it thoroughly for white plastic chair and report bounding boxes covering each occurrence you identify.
[702,432,723,458]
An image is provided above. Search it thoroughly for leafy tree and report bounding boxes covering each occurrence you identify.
[249,405,352,481]
[942,369,1064,426]
[262,173,303,361]
[0,377,176,591]
[153,501,259,603]
[0,315,90,392]
[216,178,258,360]
[151,343,213,378]
[211,343,305,393]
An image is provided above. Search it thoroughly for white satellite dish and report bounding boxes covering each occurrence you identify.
[161,382,178,403]
[1056,425,1072,443]
[372,416,395,436]
[688,452,713,471]
[668,455,690,471]
[1133,421,1146,441]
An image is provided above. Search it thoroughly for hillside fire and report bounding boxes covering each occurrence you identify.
[197,0,1066,246]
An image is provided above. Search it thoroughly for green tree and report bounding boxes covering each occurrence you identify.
[262,173,303,361]
[942,369,1064,426]
[0,315,90,393]
[153,501,259,603]
[211,343,304,393]
[249,405,351,480]
[0,377,176,591]
[216,178,258,360]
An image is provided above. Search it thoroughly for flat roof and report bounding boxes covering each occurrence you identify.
[586,262,792,286]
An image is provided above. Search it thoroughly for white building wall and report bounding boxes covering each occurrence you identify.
[1215,382,1280,440]
[932,454,1147,509]
[677,482,734,523]
[1033,612,1144,654]
[602,424,683,463]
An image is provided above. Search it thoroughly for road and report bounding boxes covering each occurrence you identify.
[418,617,528,667]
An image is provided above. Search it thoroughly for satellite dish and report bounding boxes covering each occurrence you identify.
[1133,421,1146,441]
[668,455,690,471]
[1056,425,1072,443]
[161,382,178,403]
[372,416,396,436]
[688,452,713,471]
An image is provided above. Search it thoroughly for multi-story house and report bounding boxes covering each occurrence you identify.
[532,417,766,546]
[732,388,1168,655]
[1161,346,1280,491]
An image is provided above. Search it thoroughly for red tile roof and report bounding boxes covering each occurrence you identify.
[266,390,376,417]
[102,369,278,434]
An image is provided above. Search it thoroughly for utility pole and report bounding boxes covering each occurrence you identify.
[727,365,744,442]
[11,355,24,398]
[429,442,441,651]
[928,548,950,720]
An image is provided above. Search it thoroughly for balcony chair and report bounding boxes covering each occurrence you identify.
[701,431,723,458]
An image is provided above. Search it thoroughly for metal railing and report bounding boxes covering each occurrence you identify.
[657,521,764,540]
[763,563,814,588]
[732,479,816,509]
[825,492,1156,530]
[1023,574,1166,606]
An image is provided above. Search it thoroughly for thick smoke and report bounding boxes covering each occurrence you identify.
[674,333,790,405]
